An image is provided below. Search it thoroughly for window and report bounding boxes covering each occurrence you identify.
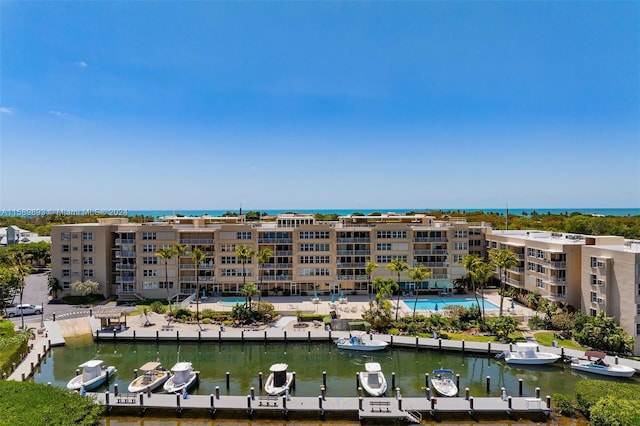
[62,281,70,289]
[142,257,158,265]
[143,269,158,277]
[61,232,70,241]
[590,308,597,317]
[376,243,392,251]
[299,256,330,264]
[453,254,463,263]
[528,262,535,271]
[159,281,173,289]
[298,268,331,276]
[376,230,407,239]
[83,269,94,277]
[527,248,535,257]
[143,244,156,253]
[537,250,544,259]
[82,232,93,240]
[637,323,640,336]
[62,245,70,252]
[142,232,157,240]
[597,279,605,286]
[236,231,252,240]
[536,278,544,289]
[221,256,237,264]
[316,243,330,251]
[62,257,70,265]
[453,242,468,250]
[142,281,159,290]
[536,264,546,274]
[71,233,79,239]
[219,244,236,252]
[637,304,640,316]
[590,274,597,285]
[83,244,93,253]
[299,231,329,239]
[83,257,93,265]
[590,257,598,268]
[376,255,407,263]
[62,269,70,277]
[590,291,597,303]
[453,230,468,238]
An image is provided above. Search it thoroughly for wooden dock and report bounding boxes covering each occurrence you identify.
[88,391,552,422]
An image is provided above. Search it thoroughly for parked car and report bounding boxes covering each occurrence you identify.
[4,304,43,317]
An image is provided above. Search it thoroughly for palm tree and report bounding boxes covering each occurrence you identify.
[489,248,519,316]
[462,254,482,313]
[256,247,273,303]
[365,261,378,302]
[173,243,187,303]
[470,261,493,321]
[10,252,33,330]
[235,245,255,288]
[156,246,176,314]
[387,258,408,321]
[190,247,206,328]
[241,282,259,312]
[407,264,431,320]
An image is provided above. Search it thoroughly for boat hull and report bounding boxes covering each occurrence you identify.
[128,370,171,393]
[504,353,561,365]
[163,372,199,393]
[431,378,458,397]
[358,371,387,397]
[66,366,117,391]
[264,372,294,396]
[571,363,636,378]
[335,337,388,351]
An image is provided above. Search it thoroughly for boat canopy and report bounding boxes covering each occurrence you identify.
[433,369,454,375]
[79,360,104,381]
[365,362,382,372]
[270,363,289,388]
[139,362,162,371]
[269,363,288,372]
[171,362,192,385]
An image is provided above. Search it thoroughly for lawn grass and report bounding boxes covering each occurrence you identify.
[426,331,525,343]
[534,331,587,350]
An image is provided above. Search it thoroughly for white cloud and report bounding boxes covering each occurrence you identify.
[49,110,71,118]
[76,61,88,68]
[0,107,16,114]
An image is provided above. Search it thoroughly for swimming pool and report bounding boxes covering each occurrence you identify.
[218,297,245,306]
[403,298,499,311]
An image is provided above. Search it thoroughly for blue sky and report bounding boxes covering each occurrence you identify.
[1,1,638,211]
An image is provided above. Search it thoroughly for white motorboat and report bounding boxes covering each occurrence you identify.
[335,334,388,352]
[502,342,561,365]
[358,362,387,397]
[570,351,636,378]
[431,369,458,397]
[163,362,199,393]
[264,363,294,396]
[128,362,171,393]
[67,360,117,391]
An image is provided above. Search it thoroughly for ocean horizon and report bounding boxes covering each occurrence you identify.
[127,207,640,219]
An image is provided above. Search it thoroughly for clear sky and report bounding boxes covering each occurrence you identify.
[1,1,638,211]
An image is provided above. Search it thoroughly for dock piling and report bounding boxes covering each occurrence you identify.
[425,372,429,389]
[114,383,119,396]
[226,372,230,389]
[356,372,360,390]
[210,394,215,410]
[469,396,474,410]
[322,370,327,388]
[456,374,460,393]
[508,396,512,410]
[241,331,244,342]
[518,379,523,396]
[139,393,144,407]
[259,372,263,390]
[284,331,287,343]
[416,336,419,349]
[250,387,255,400]
[398,397,403,411]
[535,387,540,399]
[486,376,490,392]
[247,395,251,410]
[462,339,465,352]
[488,342,491,355]
[134,368,138,378]
[318,395,323,410]
[358,386,363,397]
[546,395,551,417]
[358,396,363,411]
[321,385,326,399]
[215,386,220,399]
[431,398,437,410]
[438,338,442,351]
[391,371,396,389]
[105,391,110,408]
[292,372,296,390]
[465,387,470,400]
[426,387,431,400]
[147,386,151,398]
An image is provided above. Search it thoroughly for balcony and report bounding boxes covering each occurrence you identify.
[116,276,135,283]
[262,275,293,282]
[180,251,215,257]
[509,266,524,273]
[543,260,566,269]
[506,277,523,287]
[180,238,215,245]
[337,237,371,243]
[337,275,367,281]
[430,274,449,280]
[415,262,448,268]
[336,250,371,255]
[115,264,136,271]
[180,264,215,270]
[115,251,136,258]
[413,249,448,255]
[115,238,136,245]
[258,238,293,244]
[549,277,566,285]
[180,276,216,283]
[275,250,293,256]
[336,262,366,268]
[413,237,448,242]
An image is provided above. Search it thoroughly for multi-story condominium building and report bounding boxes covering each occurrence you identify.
[581,241,640,356]
[50,213,491,301]
[485,230,624,308]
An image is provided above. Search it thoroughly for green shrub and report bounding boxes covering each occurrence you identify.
[551,392,575,416]
[201,318,211,324]
[527,315,548,330]
[149,301,166,314]
[575,380,639,418]
[589,395,640,426]
[173,308,193,320]
[298,314,326,322]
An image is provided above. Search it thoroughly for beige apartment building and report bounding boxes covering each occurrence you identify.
[581,241,640,356]
[485,230,625,308]
[50,213,491,301]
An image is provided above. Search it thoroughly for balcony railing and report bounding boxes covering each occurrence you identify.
[180,264,215,270]
[116,276,135,283]
[413,249,448,255]
[506,277,523,286]
[180,238,215,245]
[258,238,293,244]
[261,275,293,282]
[509,267,524,273]
[543,260,567,269]
[337,237,371,243]
[337,275,367,281]
[180,276,216,282]
[115,238,136,245]
[429,274,449,279]
[115,264,136,271]
[275,251,293,256]
[415,262,448,268]
[549,277,567,285]
[413,237,448,242]
[336,250,371,255]
[115,251,136,258]
[336,262,366,268]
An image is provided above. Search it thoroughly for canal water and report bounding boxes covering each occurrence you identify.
[32,335,637,425]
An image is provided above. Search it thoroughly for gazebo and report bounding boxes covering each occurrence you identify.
[94,308,129,330]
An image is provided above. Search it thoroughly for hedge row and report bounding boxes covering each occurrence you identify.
[575,379,640,423]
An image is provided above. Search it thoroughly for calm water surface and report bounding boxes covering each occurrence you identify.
[32,335,636,425]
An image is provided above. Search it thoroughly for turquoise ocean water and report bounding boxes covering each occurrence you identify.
[129,208,640,219]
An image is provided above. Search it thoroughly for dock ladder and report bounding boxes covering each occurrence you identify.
[405,406,422,424]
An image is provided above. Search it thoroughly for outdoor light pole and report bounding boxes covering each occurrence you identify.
[41,299,45,328]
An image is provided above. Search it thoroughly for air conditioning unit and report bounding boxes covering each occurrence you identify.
[597,298,605,305]
[597,280,605,286]
[597,261,606,268]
